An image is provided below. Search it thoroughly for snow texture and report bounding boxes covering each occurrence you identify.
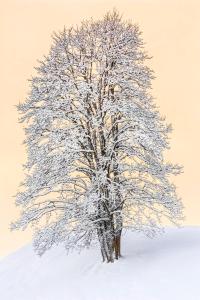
[0,227,199,300]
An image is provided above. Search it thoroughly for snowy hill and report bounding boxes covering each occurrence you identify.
[0,227,200,300]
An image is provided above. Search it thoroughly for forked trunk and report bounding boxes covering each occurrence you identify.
[99,229,122,263]
[99,234,114,263]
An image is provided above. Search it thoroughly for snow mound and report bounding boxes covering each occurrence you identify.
[0,227,200,300]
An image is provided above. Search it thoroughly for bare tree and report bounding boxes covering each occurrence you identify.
[13,11,183,263]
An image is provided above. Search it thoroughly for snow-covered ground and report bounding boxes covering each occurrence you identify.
[0,227,200,300]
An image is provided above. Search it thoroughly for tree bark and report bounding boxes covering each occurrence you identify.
[112,231,122,260]
[98,225,114,263]
[98,223,122,262]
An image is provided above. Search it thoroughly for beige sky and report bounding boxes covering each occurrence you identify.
[0,0,200,257]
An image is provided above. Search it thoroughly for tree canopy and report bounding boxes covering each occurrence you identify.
[13,11,183,262]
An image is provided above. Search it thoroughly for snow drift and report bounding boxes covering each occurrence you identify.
[0,227,200,300]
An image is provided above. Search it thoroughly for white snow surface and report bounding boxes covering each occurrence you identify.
[0,227,200,300]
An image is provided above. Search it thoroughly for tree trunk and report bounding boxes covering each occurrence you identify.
[98,225,122,262]
[97,217,115,263]
[99,230,114,263]
[113,231,122,260]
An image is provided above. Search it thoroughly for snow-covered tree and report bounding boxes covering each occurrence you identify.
[13,11,183,262]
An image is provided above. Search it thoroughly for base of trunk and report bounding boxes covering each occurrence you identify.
[113,235,121,260]
[100,234,122,263]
